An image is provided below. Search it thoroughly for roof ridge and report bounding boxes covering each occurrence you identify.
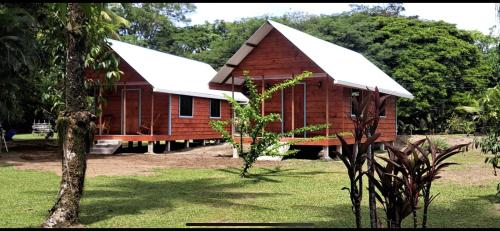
[106,38,212,68]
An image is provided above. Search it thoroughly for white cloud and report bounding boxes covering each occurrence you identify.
[188,3,498,35]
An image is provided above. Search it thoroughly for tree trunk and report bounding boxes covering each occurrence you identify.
[43,3,94,228]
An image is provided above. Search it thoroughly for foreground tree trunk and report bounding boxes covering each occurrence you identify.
[43,3,95,228]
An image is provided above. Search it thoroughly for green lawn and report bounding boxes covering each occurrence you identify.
[11,133,58,141]
[0,152,498,228]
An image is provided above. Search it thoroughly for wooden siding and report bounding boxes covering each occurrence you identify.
[215,28,397,144]
[90,59,231,140]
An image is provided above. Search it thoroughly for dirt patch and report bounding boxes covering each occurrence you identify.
[0,140,286,177]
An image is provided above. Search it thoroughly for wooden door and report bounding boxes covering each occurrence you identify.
[123,89,140,135]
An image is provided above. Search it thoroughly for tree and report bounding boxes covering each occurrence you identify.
[109,3,195,53]
[210,71,328,177]
[42,3,127,227]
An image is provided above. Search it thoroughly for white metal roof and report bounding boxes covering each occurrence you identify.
[210,20,414,99]
[107,39,248,102]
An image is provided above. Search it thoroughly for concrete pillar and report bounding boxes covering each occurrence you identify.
[147,141,154,154]
[164,141,171,152]
[185,140,190,148]
[232,147,239,158]
[320,146,332,160]
[379,142,385,151]
[215,139,220,144]
[336,145,343,155]
[202,140,206,146]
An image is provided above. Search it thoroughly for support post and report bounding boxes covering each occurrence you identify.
[261,76,265,135]
[185,140,190,148]
[324,77,331,160]
[123,84,127,135]
[202,140,206,146]
[147,141,154,154]
[164,141,171,152]
[168,94,172,135]
[231,75,235,136]
[320,146,331,160]
[232,147,238,158]
[336,145,343,155]
[151,91,154,135]
[292,84,295,138]
[379,142,385,151]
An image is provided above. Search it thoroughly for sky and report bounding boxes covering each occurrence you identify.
[187,3,499,36]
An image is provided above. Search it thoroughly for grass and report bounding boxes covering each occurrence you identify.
[12,133,58,141]
[0,151,498,228]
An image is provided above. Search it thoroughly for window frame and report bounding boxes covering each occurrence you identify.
[379,93,387,118]
[209,99,222,119]
[350,88,362,117]
[178,95,194,118]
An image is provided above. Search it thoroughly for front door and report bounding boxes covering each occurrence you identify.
[123,89,141,135]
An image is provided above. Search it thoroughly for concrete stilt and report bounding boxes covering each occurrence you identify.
[379,142,385,151]
[147,141,154,154]
[320,146,332,160]
[202,140,206,146]
[215,139,220,144]
[164,141,171,152]
[185,140,190,148]
[232,147,239,158]
[336,145,343,154]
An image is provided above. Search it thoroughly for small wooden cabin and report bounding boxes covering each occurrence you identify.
[208,20,414,159]
[86,39,248,153]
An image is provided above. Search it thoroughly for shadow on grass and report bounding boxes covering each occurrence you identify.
[304,193,500,228]
[216,166,330,183]
[29,175,288,226]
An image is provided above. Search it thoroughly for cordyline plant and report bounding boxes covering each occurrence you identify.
[419,137,470,228]
[210,70,329,178]
[364,87,390,228]
[367,138,469,228]
[332,87,381,228]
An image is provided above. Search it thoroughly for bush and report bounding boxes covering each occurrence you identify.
[421,137,449,150]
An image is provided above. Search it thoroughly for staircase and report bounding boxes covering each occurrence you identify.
[89,140,122,155]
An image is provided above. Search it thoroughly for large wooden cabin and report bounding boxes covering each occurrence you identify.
[208,20,414,159]
[86,39,247,153]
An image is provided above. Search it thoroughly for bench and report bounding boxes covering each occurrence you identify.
[32,121,53,136]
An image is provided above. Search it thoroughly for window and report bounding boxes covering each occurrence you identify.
[350,89,362,116]
[179,95,193,117]
[210,99,221,118]
[379,93,387,117]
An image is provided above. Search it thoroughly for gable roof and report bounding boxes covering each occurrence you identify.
[209,20,414,99]
[108,39,248,102]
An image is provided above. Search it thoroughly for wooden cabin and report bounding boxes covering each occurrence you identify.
[208,20,414,159]
[86,39,248,154]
